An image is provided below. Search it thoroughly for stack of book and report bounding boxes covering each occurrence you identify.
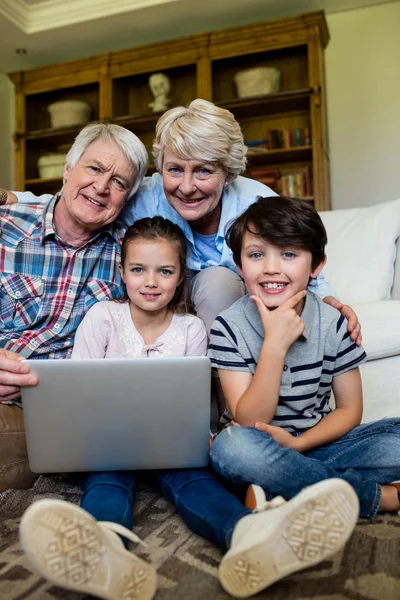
[250,165,312,199]
[250,168,280,193]
[280,166,311,198]
[265,127,310,150]
[245,140,268,155]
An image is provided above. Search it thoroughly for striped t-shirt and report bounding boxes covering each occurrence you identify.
[208,292,367,432]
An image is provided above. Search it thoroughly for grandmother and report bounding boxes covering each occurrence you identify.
[7,99,360,339]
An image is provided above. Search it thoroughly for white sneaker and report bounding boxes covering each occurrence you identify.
[19,499,157,600]
[219,479,359,598]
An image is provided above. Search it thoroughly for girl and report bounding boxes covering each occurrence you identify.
[20,217,207,600]
[72,216,207,361]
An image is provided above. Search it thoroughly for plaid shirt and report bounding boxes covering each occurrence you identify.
[0,196,126,360]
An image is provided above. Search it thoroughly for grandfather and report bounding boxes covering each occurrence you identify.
[0,123,147,489]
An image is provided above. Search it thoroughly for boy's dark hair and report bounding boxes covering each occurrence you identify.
[226,196,327,271]
[118,216,192,314]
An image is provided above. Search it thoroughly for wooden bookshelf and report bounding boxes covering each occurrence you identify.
[9,11,330,209]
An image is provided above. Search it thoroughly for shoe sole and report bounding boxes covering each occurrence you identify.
[219,479,359,598]
[19,499,157,600]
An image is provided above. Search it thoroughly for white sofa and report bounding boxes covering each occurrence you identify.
[319,199,400,424]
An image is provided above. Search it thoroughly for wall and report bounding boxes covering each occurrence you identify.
[0,73,14,189]
[326,2,400,209]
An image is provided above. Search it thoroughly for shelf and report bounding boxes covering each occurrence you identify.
[18,122,100,141]
[247,145,312,166]
[20,90,310,138]
[25,177,63,187]
[111,113,159,134]
[19,114,157,143]
[18,113,160,138]
[216,89,312,119]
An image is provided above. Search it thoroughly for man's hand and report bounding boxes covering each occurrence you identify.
[0,349,38,403]
[323,296,362,346]
[251,290,306,354]
[255,421,298,449]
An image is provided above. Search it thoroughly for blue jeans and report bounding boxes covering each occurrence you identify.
[81,468,250,552]
[210,418,400,519]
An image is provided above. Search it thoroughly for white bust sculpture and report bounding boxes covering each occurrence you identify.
[148,72,171,113]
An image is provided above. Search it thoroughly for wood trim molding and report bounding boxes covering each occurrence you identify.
[0,0,176,34]
[0,0,26,30]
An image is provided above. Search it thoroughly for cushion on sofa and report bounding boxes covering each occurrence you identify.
[352,301,400,360]
[319,199,400,304]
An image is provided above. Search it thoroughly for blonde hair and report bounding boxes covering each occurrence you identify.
[152,99,247,180]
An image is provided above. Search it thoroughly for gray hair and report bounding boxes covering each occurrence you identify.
[152,99,247,180]
[65,123,148,198]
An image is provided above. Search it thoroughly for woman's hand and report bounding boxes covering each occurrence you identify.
[0,189,18,205]
[323,296,362,346]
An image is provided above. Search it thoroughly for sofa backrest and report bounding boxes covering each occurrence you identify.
[319,199,400,305]
[393,238,400,300]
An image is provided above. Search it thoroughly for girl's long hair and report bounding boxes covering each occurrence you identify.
[118,216,192,314]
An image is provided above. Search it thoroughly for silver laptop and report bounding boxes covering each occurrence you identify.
[21,357,211,473]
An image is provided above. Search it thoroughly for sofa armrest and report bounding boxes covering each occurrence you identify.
[392,239,400,300]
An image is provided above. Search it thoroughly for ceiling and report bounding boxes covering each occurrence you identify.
[0,0,394,73]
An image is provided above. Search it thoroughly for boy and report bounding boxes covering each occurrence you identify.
[209,196,400,593]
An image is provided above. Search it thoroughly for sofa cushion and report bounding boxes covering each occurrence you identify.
[352,301,400,360]
[319,199,400,304]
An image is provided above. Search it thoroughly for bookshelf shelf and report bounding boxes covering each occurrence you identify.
[9,11,330,209]
[111,114,160,134]
[247,146,312,165]
[25,177,63,186]
[19,124,95,141]
[217,89,312,119]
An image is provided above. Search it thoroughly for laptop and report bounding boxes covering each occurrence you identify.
[21,356,211,473]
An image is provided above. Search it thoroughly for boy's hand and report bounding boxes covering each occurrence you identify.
[323,296,362,346]
[251,290,306,354]
[255,422,298,449]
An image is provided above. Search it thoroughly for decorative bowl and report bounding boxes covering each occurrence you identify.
[47,100,91,128]
[37,153,66,179]
[234,67,281,98]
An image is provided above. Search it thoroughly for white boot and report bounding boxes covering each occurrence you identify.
[219,478,359,598]
[19,498,157,600]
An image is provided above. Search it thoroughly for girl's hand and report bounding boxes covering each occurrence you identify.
[323,296,362,346]
[250,290,306,354]
[255,422,297,449]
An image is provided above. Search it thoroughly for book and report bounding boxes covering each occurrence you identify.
[250,168,280,177]
[265,126,311,150]
[250,164,312,200]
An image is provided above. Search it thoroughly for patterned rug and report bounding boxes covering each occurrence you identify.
[0,475,399,600]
